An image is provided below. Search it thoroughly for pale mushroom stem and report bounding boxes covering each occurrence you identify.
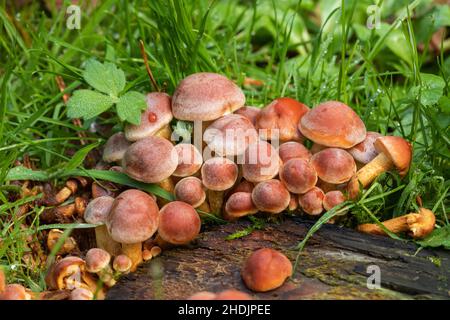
[95,225,122,257]
[157,177,175,206]
[207,190,224,215]
[197,201,211,213]
[155,124,173,141]
[357,215,409,236]
[348,152,393,199]
[121,243,143,272]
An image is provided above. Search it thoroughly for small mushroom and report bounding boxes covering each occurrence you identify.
[102,132,131,163]
[107,189,160,271]
[124,92,173,141]
[187,291,218,300]
[46,229,78,255]
[174,177,206,208]
[224,192,258,220]
[311,148,356,184]
[228,179,254,196]
[357,207,435,239]
[347,136,412,199]
[70,288,94,300]
[84,196,121,256]
[173,143,203,177]
[277,141,312,162]
[45,256,94,292]
[215,289,252,300]
[298,187,325,215]
[241,248,292,292]
[0,284,31,300]
[299,101,366,148]
[323,190,346,212]
[85,248,115,287]
[251,179,290,214]
[242,140,281,183]
[348,131,383,165]
[201,157,238,214]
[234,106,261,126]
[279,158,317,194]
[112,255,132,275]
[156,201,201,246]
[256,97,309,142]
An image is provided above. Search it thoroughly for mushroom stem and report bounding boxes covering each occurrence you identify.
[121,243,143,272]
[357,208,436,239]
[155,124,173,141]
[95,225,121,257]
[157,177,175,206]
[207,190,224,215]
[348,152,392,199]
[197,201,211,213]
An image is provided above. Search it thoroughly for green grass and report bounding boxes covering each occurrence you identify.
[0,0,449,290]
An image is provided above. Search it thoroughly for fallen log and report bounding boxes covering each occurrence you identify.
[107,216,450,300]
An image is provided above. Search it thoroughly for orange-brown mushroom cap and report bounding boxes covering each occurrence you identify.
[224,192,258,220]
[241,248,292,292]
[106,189,159,244]
[242,141,281,183]
[85,248,111,274]
[173,143,203,177]
[256,97,309,142]
[112,255,132,274]
[234,106,261,126]
[204,114,258,156]
[172,72,245,121]
[0,284,31,300]
[311,148,356,184]
[374,136,412,177]
[102,132,131,163]
[174,177,206,208]
[215,289,252,300]
[251,179,290,214]
[158,201,201,245]
[298,187,325,215]
[123,136,178,183]
[299,101,366,148]
[84,196,114,225]
[278,141,312,162]
[348,131,382,164]
[124,92,173,141]
[201,157,238,191]
[279,158,317,194]
[323,190,346,211]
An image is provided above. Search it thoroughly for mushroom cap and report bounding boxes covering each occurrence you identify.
[123,136,178,183]
[107,189,159,244]
[234,106,261,126]
[173,143,203,177]
[228,180,254,196]
[0,268,5,292]
[241,248,292,292]
[323,190,346,211]
[298,187,325,215]
[242,141,281,183]
[70,288,94,300]
[174,177,206,208]
[124,92,173,141]
[45,256,85,290]
[0,284,31,300]
[407,207,435,239]
[85,248,111,273]
[204,114,258,156]
[310,143,326,154]
[279,158,317,194]
[112,255,132,273]
[224,192,258,220]
[201,157,238,191]
[188,291,217,300]
[215,289,252,300]
[84,196,115,224]
[299,101,366,148]
[348,131,382,164]
[102,132,132,163]
[374,136,412,177]
[256,97,309,142]
[278,141,312,163]
[158,201,201,245]
[251,179,290,214]
[311,148,356,184]
[172,72,245,121]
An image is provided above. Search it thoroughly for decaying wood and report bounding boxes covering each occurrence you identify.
[107,217,450,300]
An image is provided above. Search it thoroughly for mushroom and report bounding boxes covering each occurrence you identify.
[70,288,94,300]
[277,141,311,162]
[256,97,309,142]
[224,192,258,220]
[173,143,203,177]
[323,190,346,212]
[234,106,261,126]
[215,289,252,300]
[241,248,292,292]
[0,268,5,292]
[107,189,159,272]
[174,177,207,209]
[298,187,325,215]
[242,140,281,183]
[310,143,326,154]
[288,193,299,212]
[311,148,356,184]
[228,179,254,196]
[0,284,31,300]
[102,132,131,163]
[357,207,435,239]
[348,131,383,165]
[112,255,132,275]
[188,291,218,300]
[279,158,317,194]
[172,72,245,121]
[46,229,77,255]
[347,136,412,199]
[203,114,258,156]
[299,101,366,148]
[124,92,173,141]
[45,256,95,292]
[251,179,290,214]
[85,248,115,287]
[201,157,238,214]
[156,201,201,246]
[84,196,121,256]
